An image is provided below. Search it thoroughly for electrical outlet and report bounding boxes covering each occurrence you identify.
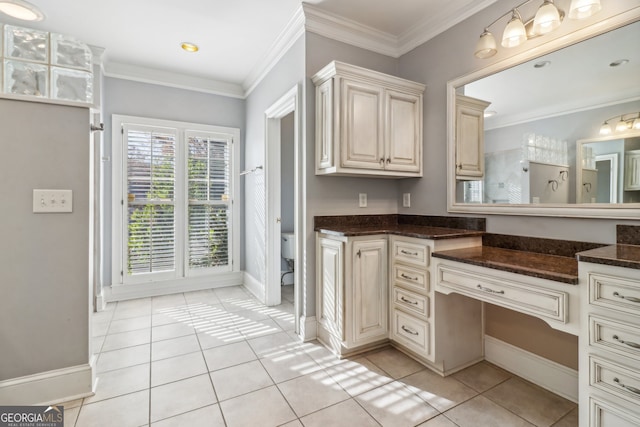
[403,193,411,207]
[33,189,73,213]
[359,193,367,208]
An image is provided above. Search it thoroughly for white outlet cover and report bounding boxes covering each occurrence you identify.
[33,189,73,213]
[359,193,367,208]
[403,193,411,207]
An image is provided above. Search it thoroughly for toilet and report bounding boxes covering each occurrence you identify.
[281,232,295,286]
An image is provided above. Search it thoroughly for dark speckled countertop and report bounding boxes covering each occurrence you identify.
[432,246,579,284]
[576,245,640,270]
[316,224,484,240]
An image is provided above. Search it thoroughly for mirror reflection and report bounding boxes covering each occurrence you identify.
[455,20,640,205]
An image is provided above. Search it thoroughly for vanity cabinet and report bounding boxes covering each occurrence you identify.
[624,150,640,191]
[312,61,425,178]
[455,94,490,180]
[316,233,388,355]
[579,262,640,427]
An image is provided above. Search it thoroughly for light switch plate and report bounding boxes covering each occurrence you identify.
[33,189,73,213]
[403,193,411,207]
[359,193,367,208]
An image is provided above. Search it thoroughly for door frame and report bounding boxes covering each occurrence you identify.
[264,85,303,333]
[595,153,618,203]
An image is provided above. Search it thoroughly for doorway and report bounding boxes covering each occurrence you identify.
[264,85,302,335]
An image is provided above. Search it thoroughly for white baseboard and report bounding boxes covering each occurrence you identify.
[95,293,107,312]
[484,335,578,403]
[0,358,96,405]
[298,315,317,342]
[243,271,265,303]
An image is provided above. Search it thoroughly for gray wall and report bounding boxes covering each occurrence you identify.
[102,77,246,285]
[0,99,90,380]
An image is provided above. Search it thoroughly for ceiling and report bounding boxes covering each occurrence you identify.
[0,0,496,96]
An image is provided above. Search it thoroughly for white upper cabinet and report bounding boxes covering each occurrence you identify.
[312,61,425,178]
[455,94,490,180]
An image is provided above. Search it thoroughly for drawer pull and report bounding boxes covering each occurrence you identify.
[613,292,640,303]
[401,325,419,336]
[613,335,640,349]
[614,378,640,395]
[400,250,419,256]
[477,284,505,295]
[401,273,418,281]
[400,296,418,305]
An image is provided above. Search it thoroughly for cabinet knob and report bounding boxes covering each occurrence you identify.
[386,158,391,164]
[379,158,384,166]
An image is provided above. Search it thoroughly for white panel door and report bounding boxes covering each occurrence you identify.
[317,237,344,340]
[385,90,421,173]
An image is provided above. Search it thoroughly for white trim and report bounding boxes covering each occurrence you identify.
[0,361,95,406]
[243,271,264,302]
[298,315,318,342]
[595,153,619,204]
[484,335,578,403]
[106,271,243,302]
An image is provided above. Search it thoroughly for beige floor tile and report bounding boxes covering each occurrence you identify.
[271,311,296,331]
[260,350,322,383]
[402,368,478,412]
[184,289,221,305]
[117,298,152,311]
[196,328,245,350]
[112,306,152,320]
[277,370,350,417]
[93,321,110,337]
[300,341,344,368]
[300,399,379,427]
[203,341,257,371]
[151,321,195,342]
[93,335,106,354]
[214,286,252,300]
[63,406,80,427]
[219,385,297,427]
[280,420,303,427]
[60,398,84,409]
[76,390,149,427]
[210,359,273,401]
[150,374,217,422]
[151,294,187,310]
[151,351,208,387]
[237,317,283,339]
[152,311,191,327]
[451,361,511,393]
[97,344,150,373]
[365,347,425,379]
[483,377,576,426]
[231,308,270,323]
[151,404,225,427]
[325,357,393,397]
[247,331,300,358]
[108,316,151,334]
[102,328,151,352]
[85,364,150,404]
[151,334,201,361]
[551,407,578,427]
[444,395,534,427]
[92,310,114,324]
[417,414,459,427]
[355,381,439,427]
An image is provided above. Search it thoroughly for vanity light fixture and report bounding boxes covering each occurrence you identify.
[599,112,640,135]
[474,0,602,59]
[0,0,44,21]
[181,42,199,53]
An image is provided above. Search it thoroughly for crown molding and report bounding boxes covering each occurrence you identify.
[103,62,245,99]
[243,5,306,97]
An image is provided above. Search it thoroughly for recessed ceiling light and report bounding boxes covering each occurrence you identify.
[0,0,44,21]
[609,59,629,67]
[181,42,199,53]
[484,110,497,118]
[534,60,551,68]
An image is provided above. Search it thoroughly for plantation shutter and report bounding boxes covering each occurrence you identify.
[124,125,177,279]
[187,131,231,270]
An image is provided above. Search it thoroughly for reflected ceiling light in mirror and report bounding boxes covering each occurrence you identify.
[474,0,602,59]
[609,59,629,67]
[484,110,497,118]
[599,113,640,135]
[568,0,601,19]
[534,60,551,68]
[181,42,199,52]
[0,0,44,21]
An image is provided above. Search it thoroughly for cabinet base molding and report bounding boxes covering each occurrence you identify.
[390,342,483,377]
[317,325,388,358]
[485,335,578,403]
[298,315,317,342]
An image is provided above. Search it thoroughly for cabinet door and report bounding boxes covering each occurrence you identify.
[351,239,388,344]
[316,79,334,171]
[385,90,421,173]
[340,79,385,170]
[624,151,640,191]
[455,95,488,180]
[317,237,344,340]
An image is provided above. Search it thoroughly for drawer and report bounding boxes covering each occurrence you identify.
[437,264,567,323]
[391,309,430,355]
[590,315,640,360]
[589,396,640,427]
[590,356,640,406]
[589,272,640,317]
[393,264,428,293]
[392,239,429,267]
[393,287,429,318]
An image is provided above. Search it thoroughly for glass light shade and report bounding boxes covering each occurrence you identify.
[599,123,612,135]
[475,29,497,58]
[533,1,561,35]
[502,13,527,48]
[0,0,44,21]
[615,119,629,132]
[633,118,640,130]
[568,0,601,19]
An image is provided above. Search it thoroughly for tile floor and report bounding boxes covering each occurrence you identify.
[62,285,578,427]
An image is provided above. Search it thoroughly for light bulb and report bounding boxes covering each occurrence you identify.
[633,118,640,130]
[475,29,497,59]
[502,11,527,48]
[599,123,612,135]
[533,0,561,35]
[568,0,601,19]
[615,119,629,132]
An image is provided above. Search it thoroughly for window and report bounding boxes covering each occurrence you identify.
[112,116,239,286]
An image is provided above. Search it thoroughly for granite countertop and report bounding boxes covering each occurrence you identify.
[576,244,640,270]
[315,224,485,240]
[432,246,579,285]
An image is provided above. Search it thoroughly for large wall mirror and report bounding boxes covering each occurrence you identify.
[447,6,640,219]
